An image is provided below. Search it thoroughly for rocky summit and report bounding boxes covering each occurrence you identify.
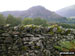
[0,24,75,56]
[0,6,66,22]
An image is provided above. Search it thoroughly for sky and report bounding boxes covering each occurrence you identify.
[0,0,75,12]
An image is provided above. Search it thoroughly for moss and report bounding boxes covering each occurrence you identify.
[0,30,5,33]
[34,46,40,49]
[65,29,71,35]
[48,31,54,35]
[22,46,29,51]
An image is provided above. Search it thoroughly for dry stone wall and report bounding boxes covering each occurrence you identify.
[0,25,75,56]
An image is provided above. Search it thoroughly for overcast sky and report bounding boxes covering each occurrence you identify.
[0,0,75,12]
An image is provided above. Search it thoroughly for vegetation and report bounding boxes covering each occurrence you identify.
[0,14,6,25]
[0,14,48,27]
[58,23,75,29]
[0,14,75,29]
[54,39,75,51]
[22,18,33,25]
[6,14,22,26]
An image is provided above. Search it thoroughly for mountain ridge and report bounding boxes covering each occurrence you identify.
[0,6,66,22]
[56,5,75,17]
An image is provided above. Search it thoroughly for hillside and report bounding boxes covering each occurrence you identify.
[0,6,66,22]
[56,5,75,17]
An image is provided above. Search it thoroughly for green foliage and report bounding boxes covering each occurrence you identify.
[54,46,65,51]
[59,41,72,49]
[33,18,48,27]
[22,18,33,25]
[54,40,75,51]
[0,14,6,25]
[58,23,75,29]
[6,14,15,25]
[72,40,75,44]
[6,14,22,26]
[14,17,22,25]
[66,18,75,24]
[22,17,48,27]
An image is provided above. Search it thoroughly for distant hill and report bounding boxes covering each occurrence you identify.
[56,5,75,17]
[0,6,66,22]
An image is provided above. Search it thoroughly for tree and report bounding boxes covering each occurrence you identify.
[6,14,22,26]
[0,14,6,25]
[33,18,48,26]
[14,17,22,26]
[22,18,33,25]
[6,14,15,25]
